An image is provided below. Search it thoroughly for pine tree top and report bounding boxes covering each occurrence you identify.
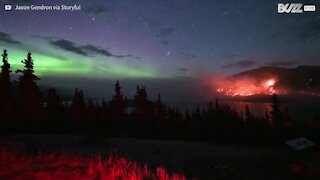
[1,49,12,84]
[16,52,40,81]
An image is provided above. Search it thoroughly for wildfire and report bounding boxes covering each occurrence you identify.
[216,77,278,97]
[266,79,275,87]
[204,73,320,97]
[263,79,276,94]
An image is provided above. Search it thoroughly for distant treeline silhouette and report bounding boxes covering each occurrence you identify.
[0,50,319,144]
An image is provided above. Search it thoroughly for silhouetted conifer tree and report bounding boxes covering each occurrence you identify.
[205,101,216,132]
[245,105,253,124]
[110,80,126,122]
[0,50,13,121]
[86,99,98,120]
[134,85,156,137]
[135,85,151,119]
[270,94,283,128]
[16,52,42,120]
[156,93,166,121]
[265,109,270,125]
[71,88,85,121]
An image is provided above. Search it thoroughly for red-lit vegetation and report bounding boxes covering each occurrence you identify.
[0,148,188,180]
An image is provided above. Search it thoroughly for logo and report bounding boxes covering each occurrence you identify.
[4,4,12,11]
[278,3,316,14]
[278,3,303,13]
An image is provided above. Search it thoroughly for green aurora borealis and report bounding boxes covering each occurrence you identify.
[3,46,161,79]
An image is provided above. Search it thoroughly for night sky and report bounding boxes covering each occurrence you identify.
[0,0,319,100]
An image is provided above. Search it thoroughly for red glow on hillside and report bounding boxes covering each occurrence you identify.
[0,149,189,180]
[214,77,279,97]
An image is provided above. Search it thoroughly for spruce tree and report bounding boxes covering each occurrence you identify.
[265,109,270,125]
[16,52,42,120]
[215,98,220,110]
[0,50,13,120]
[110,80,126,121]
[134,85,154,123]
[156,93,166,120]
[71,88,85,121]
[135,85,149,116]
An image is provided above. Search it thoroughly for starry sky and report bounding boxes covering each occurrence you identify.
[0,0,319,100]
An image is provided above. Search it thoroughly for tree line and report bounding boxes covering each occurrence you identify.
[0,50,319,143]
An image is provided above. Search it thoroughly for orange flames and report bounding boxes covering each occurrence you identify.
[215,77,278,97]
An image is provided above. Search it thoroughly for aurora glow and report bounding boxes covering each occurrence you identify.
[0,0,319,99]
[2,46,160,78]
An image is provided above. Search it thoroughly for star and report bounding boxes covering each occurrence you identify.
[92,17,95,21]
[166,51,171,56]
[68,24,73,31]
